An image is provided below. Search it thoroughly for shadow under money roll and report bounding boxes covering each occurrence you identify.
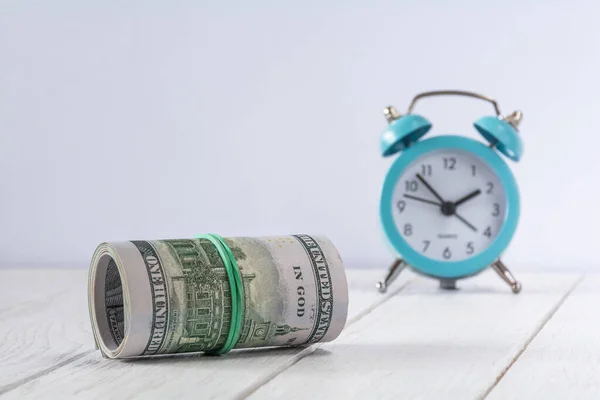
[88,233,349,359]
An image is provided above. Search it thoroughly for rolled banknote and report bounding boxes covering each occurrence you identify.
[88,234,348,359]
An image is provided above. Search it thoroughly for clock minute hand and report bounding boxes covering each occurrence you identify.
[416,173,445,203]
[454,189,482,207]
[403,194,442,207]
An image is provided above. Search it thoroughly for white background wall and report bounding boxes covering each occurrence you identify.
[0,0,598,270]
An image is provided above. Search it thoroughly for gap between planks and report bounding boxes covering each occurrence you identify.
[480,274,585,400]
[233,278,415,400]
[0,350,95,396]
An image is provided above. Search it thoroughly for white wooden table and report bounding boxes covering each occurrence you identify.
[0,268,596,399]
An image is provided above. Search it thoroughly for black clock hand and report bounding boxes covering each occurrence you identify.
[416,173,445,203]
[454,189,481,207]
[403,194,442,206]
[455,213,477,232]
[412,175,478,233]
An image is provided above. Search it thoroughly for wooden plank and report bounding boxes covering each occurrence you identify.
[486,274,597,399]
[0,270,94,394]
[246,271,581,400]
[0,269,87,318]
[0,269,408,399]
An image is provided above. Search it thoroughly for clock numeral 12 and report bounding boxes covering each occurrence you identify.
[443,157,456,170]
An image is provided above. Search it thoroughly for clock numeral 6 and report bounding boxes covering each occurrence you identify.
[404,223,413,236]
[466,241,474,255]
[443,247,452,259]
[396,200,406,213]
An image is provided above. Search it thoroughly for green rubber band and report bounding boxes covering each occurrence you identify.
[196,233,244,355]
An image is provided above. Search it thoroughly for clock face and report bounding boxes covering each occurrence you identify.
[391,148,507,262]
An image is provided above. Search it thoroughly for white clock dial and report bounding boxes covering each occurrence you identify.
[391,149,506,262]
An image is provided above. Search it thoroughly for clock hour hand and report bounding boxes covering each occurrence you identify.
[454,189,481,207]
[416,173,445,203]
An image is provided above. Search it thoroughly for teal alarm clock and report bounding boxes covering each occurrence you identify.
[376,90,523,294]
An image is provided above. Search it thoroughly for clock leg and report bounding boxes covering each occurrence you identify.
[376,258,407,293]
[491,259,522,294]
[439,279,458,290]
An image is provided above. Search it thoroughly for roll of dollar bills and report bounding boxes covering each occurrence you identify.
[88,234,348,359]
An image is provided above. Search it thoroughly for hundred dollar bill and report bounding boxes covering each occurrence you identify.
[88,234,348,358]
